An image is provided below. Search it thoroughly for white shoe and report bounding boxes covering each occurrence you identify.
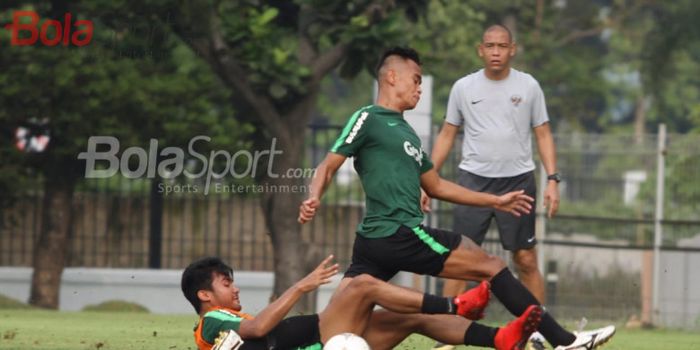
[554,325,616,350]
[527,331,546,350]
[212,330,244,350]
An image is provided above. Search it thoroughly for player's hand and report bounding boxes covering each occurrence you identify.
[543,181,560,218]
[494,190,534,217]
[296,255,339,293]
[420,188,431,213]
[298,197,320,224]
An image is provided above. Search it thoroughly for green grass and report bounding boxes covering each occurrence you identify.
[399,329,700,350]
[0,295,33,310]
[81,300,149,313]
[0,309,699,350]
[0,310,195,350]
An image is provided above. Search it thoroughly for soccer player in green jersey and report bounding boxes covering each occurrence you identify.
[299,47,614,350]
[182,255,543,350]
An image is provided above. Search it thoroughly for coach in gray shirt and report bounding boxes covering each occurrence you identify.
[430,24,560,311]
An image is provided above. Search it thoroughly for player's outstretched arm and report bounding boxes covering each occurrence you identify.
[298,153,347,224]
[238,255,339,338]
[430,121,460,172]
[420,169,534,216]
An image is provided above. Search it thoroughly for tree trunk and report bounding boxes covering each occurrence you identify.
[634,94,651,145]
[262,137,310,311]
[29,174,75,309]
[261,131,317,314]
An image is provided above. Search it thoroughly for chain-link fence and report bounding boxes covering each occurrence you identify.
[1,125,699,328]
[430,125,700,328]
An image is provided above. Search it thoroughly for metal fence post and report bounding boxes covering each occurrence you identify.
[149,176,163,268]
[652,123,666,324]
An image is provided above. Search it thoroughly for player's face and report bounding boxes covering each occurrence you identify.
[478,29,515,74]
[396,60,422,110]
[208,273,242,311]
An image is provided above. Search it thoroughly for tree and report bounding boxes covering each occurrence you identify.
[0,1,243,308]
[642,0,700,133]
[113,0,428,312]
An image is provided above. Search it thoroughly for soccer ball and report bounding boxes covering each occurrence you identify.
[323,333,371,350]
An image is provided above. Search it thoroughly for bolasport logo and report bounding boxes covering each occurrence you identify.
[3,10,93,47]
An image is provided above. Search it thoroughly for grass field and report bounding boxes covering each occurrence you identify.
[1,309,699,350]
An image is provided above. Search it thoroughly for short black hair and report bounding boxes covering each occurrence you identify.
[181,257,233,314]
[375,47,421,76]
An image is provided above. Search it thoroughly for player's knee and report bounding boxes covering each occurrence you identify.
[347,274,379,294]
[463,254,507,279]
[513,251,539,274]
[483,255,507,277]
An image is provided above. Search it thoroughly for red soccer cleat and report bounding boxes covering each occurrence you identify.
[494,305,544,350]
[454,280,491,320]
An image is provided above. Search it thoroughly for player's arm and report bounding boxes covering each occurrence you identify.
[238,255,339,338]
[298,152,346,224]
[431,121,460,172]
[421,121,460,212]
[533,122,559,218]
[420,169,533,216]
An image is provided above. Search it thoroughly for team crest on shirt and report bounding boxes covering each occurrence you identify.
[403,141,423,166]
[510,95,523,106]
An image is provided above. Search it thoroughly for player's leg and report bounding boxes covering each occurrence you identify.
[318,275,393,340]
[434,171,574,347]
[327,276,353,301]
[326,233,400,303]
[440,237,617,348]
[364,305,544,350]
[436,186,494,350]
[433,227,491,350]
[440,234,508,280]
[442,171,494,297]
[442,279,468,299]
[364,312,472,350]
[318,274,474,341]
[256,315,322,349]
[493,171,545,303]
[511,247,545,303]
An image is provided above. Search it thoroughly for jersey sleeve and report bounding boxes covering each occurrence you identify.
[330,107,371,157]
[419,147,434,174]
[201,310,244,344]
[444,81,463,126]
[530,81,550,127]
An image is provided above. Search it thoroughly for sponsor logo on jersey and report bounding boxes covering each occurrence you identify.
[403,141,424,166]
[345,112,368,144]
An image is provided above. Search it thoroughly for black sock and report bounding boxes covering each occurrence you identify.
[490,267,575,347]
[463,322,498,348]
[421,293,456,314]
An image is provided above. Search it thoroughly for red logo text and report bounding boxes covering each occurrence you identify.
[4,10,93,46]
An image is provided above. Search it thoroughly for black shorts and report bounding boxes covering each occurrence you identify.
[240,314,321,350]
[453,170,537,251]
[344,225,462,281]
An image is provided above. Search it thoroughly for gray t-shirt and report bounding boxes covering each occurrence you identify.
[445,68,549,177]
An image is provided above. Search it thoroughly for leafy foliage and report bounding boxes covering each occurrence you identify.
[0,2,250,191]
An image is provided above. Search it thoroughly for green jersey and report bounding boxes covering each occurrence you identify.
[194,308,322,350]
[331,105,433,238]
[197,308,245,346]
